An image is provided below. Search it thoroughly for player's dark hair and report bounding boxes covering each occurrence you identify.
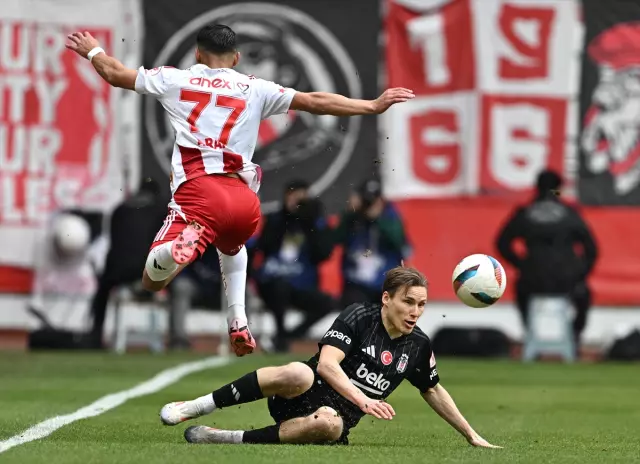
[382,267,427,297]
[196,24,237,55]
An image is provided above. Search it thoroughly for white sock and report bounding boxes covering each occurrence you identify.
[228,304,247,323]
[145,242,178,281]
[217,248,248,326]
[194,394,216,414]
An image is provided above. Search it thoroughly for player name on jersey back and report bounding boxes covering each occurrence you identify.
[135,64,296,194]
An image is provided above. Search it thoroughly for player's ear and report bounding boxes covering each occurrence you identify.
[232,51,240,67]
[382,291,390,306]
[195,47,201,64]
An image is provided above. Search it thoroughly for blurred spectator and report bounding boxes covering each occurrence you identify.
[87,178,167,349]
[167,245,222,350]
[251,180,335,352]
[336,178,411,306]
[28,212,97,326]
[496,169,598,350]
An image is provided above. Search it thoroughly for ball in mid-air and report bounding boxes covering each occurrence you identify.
[452,254,507,308]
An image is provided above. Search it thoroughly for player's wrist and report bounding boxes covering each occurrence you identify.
[87,46,105,61]
[354,393,370,409]
[464,429,479,442]
[367,99,379,114]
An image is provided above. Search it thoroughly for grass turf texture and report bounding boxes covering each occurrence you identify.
[0,352,639,463]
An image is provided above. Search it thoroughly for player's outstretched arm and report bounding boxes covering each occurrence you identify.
[422,384,502,449]
[65,32,137,90]
[289,88,415,116]
[317,345,396,420]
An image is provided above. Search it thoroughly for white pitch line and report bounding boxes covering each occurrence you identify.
[0,356,232,454]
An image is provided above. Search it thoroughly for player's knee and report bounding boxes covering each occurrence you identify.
[278,362,314,398]
[141,271,166,292]
[222,247,240,256]
[311,406,343,442]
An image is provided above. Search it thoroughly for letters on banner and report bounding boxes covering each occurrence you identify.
[0,0,142,268]
[383,0,583,200]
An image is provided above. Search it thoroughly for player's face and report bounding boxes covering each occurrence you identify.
[382,286,427,335]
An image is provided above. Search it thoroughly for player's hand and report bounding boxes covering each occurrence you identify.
[468,435,503,449]
[65,31,101,59]
[358,397,396,420]
[371,88,415,114]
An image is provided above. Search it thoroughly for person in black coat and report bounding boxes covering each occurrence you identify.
[250,180,336,352]
[87,178,168,348]
[496,170,598,350]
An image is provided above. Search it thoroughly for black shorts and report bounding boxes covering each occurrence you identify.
[267,362,359,444]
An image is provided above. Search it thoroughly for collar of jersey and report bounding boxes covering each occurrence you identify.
[189,64,232,72]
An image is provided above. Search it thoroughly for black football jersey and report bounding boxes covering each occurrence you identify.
[306,302,440,425]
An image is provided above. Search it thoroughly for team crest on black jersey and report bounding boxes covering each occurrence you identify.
[396,353,409,373]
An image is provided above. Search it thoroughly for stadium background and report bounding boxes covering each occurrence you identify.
[1,0,640,350]
[2,1,640,462]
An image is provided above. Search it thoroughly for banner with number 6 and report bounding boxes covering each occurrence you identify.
[382,0,583,200]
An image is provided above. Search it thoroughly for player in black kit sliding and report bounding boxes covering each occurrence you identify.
[159,266,501,448]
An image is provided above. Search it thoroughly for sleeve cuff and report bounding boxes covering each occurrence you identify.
[133,66,146,94]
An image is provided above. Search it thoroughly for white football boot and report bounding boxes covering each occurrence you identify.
[184,426,243,444]
[160,401,206,426]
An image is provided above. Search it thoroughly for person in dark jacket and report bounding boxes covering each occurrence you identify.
[166,245,223,350]
[251,180,336,352]
[336,178,411,306]
[496,169,598,349]
[87,177,168,348]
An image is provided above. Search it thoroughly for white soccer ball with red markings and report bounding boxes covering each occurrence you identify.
[452,254,507,308]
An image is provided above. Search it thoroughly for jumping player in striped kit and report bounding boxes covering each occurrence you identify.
[65,25,415,356]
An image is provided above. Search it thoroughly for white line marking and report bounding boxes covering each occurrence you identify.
[0,356,231,454]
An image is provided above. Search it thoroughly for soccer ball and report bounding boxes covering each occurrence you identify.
[452,254,507,308]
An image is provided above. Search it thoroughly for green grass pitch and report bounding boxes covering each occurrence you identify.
[1,352,639,463]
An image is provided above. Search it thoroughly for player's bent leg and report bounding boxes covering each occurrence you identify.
[183,407,343,445]
[160,362,313,426]
[257,362,315,398]
[142,263,187,292]
[278,406,343,444]
[142,220,205,292]
[218,247,256,356]
[172,220,204,264]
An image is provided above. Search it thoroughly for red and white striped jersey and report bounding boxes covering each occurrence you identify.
[135,64,296,194]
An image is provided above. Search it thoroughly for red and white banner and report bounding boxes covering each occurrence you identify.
[383,0,640,305]
[0,0,142,274]
[383,0,582,200]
